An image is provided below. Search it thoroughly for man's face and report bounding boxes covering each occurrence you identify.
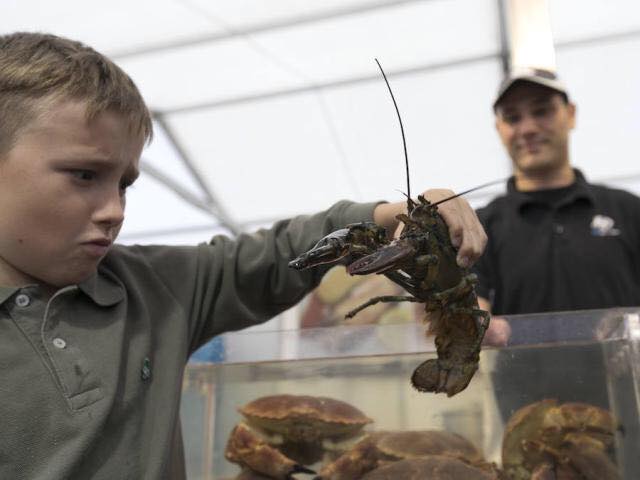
[0,99,144,289]
[495,82,576,177]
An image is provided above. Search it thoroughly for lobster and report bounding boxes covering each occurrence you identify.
[288,60,491,397]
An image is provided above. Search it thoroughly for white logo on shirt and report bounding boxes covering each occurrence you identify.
[590,214,620,236]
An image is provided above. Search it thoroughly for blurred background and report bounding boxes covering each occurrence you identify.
[3,0,640,333]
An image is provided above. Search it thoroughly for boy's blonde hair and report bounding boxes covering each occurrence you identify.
[0,32,153,155]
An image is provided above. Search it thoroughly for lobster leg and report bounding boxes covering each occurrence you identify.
[470,308,491,351]
[431,274,477,304]
[345,295,422,319]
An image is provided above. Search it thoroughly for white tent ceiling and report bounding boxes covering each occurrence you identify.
[3,0,640,244]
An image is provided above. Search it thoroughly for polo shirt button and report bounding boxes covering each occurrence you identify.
[15,293,30,307]
[553,224,564,234]
[52,338,67,349]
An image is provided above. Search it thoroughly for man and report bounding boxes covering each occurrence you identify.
[474,68,640,416]
[477,67,640,316]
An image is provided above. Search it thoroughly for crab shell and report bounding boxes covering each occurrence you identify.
[374,430,484,463]
[524,433,620,480]
[218,473,271,480]
[502,399,556,478]
[502,399,618,480]
[539,402,616,447]
[359,456,502,480]
[316,429,488,479]
[224,422,309,480]
[239,394,373,443]
[232,470,275,480]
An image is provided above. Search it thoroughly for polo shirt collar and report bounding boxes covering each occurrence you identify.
[0,286,20,306]
[0,270,124,307]
[78,268,125,306]
[507,168,595,211]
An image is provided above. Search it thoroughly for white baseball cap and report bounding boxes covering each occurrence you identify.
[493,67,569,110]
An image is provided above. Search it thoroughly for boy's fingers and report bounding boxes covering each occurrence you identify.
[422,189,487,267]
[456,215,487,267]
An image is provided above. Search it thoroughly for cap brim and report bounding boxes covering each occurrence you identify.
[493,75,568,109]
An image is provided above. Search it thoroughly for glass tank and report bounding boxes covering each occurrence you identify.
[181,308,640,479]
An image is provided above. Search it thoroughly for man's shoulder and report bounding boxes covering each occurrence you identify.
[475,193,511,221]
[587,181,640,209]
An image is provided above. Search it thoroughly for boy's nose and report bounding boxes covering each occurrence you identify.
[94,189,125,227]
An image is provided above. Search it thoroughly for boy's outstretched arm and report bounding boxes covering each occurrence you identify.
[373,188,487,268]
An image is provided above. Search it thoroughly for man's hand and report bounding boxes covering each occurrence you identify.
[478,296,511,347]
[373,189,487,268]
[482,317,511,347]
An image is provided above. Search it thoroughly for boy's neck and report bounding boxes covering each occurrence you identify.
[0,265,58,299]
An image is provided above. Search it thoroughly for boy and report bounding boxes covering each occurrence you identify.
[0,32,486,479]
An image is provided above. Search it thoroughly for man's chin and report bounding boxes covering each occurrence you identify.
[515,157,555,176]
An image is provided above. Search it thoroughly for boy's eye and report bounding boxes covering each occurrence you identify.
[71,170,96,181]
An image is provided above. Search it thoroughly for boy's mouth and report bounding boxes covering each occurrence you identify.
[88,238,111,246]
[82,238,112,257]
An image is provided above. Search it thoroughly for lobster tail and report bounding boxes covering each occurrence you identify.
[410,359,441,393]
[411,358,478,397]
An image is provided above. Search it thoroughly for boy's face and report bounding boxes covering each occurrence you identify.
[0,99,144,289]
[494,82,575,177]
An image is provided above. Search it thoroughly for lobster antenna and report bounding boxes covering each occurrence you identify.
[375,58,411,206]
[376,58,504,210]
[394,189,412,201]
[431,177,509,207]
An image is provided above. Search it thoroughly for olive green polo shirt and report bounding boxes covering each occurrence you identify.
[0,200,377,480]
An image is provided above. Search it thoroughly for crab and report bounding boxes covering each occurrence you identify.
[232,470,278,480]
[501,399,620,480]
[316,429,498,479]
[224,394,373,479]
[358,456,503,480]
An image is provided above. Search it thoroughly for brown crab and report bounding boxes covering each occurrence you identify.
[358,456,503,480]
[501,399,620,480]
[232,470,278,480]
[316,429,497,479]
[224,394,373,479]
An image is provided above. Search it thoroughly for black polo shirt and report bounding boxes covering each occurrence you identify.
[474,170,640,315]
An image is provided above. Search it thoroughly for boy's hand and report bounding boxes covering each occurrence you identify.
[373,189,487,268]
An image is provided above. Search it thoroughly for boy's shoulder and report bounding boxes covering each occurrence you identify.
[91,243,207,301]
[100,243,204,280]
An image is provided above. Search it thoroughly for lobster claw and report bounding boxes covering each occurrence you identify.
[288,229,352,270]
[347,238,415,275]
[289,222,389,271]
